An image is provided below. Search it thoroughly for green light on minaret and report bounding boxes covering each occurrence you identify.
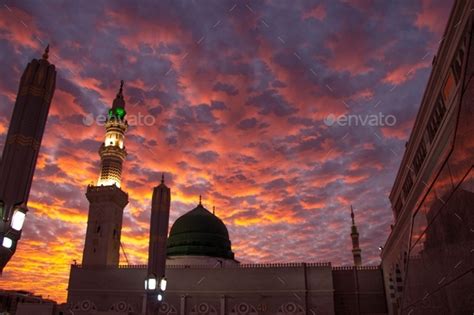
[108,107,126,120]
[115,107,126,119]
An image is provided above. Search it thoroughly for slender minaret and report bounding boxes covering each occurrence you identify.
[147,174,171,277]
[82,81,129,267]
[350,205,362,266]
[0,46,56,273]
[146,174,171,312]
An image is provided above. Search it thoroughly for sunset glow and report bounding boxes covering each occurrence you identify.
[0,0,453,303]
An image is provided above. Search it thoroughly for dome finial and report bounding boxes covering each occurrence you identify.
[199,195,202,205]
[213,206,215,215]
[42,44,49,60]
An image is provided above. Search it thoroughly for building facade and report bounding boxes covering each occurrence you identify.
[381,0,474,314]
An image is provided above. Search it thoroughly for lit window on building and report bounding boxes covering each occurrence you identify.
[442,70,456,102]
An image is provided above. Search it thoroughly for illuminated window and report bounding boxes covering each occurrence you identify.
[442,70,456,103]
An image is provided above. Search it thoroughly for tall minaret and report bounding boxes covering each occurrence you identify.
[146,174,171,311]
[82,81,129,267]
[0,46,56,273]
[350,205,362,266]
[97,80,127,188]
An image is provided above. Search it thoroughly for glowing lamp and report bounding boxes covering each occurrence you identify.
[160,278,167,291]
[11,207,26,231]
[2,237,13,249]
[145,278,157,290]
[157,294,163,302]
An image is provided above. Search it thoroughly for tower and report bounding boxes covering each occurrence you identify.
[146,174,171,310]
[0,46,56,273]
[147,174,171,277]
[82,81,129,267]
[350,205,362,266]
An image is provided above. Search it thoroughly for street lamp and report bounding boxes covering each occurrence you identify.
[0,204,28,272]
[159,278,167,291]
[2,237,13,249]
[145,275,167,309]
[144,277,157,290]
[11,206,27,231]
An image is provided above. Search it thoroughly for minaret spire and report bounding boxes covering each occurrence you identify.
[42,44,49,60]
[118,80,124,97]
[350,205,362,266]
[351,205,355,225]
[161,173,165,184]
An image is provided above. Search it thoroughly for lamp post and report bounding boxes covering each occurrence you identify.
[1,205,29,271]
[145,275,167,313]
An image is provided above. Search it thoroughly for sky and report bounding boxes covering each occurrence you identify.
[0,0,454,303]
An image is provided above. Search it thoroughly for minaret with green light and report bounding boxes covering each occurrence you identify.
[97,80,128,188]
[82,81,129,267]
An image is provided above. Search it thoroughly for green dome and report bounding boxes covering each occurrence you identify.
[166,204,235,260]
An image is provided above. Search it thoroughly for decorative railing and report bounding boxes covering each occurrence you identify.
[332,265,381,271]
[71,262,335,269]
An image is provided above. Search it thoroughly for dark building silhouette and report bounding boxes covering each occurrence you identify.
[0,46,56,273]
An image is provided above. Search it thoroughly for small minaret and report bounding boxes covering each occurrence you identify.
[147,174,171,277]
[82,81,129,267]
[350,205,362,266]
[146,174,171,312]
[0,46,56,272]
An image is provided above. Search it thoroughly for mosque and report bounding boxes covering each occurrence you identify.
[4,1,473,313]
[62,84,387,315]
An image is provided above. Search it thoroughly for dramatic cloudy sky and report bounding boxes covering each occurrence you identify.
[0,0,453,302]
